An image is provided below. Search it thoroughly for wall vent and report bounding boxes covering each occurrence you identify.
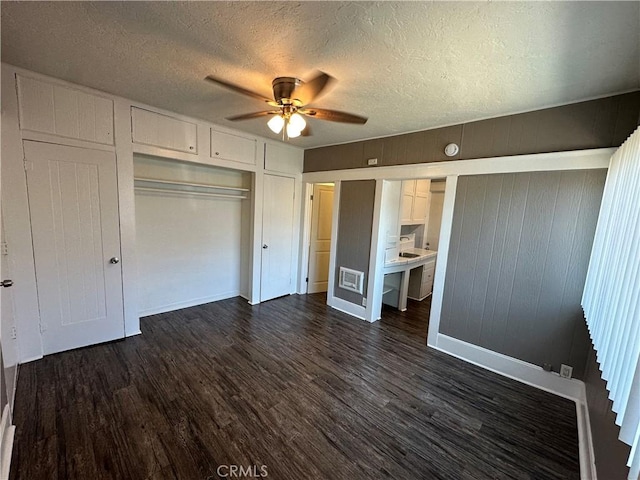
[339,267,364,294]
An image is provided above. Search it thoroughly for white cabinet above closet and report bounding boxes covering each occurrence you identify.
[210,129,256,166]
[264,142,303,174]
[131,107,198,154]
[17,75,114,145]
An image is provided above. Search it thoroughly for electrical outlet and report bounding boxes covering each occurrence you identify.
[367,158,378,166]
[11,327,17,340]
[560,364,573,379]
[362,297,367,307]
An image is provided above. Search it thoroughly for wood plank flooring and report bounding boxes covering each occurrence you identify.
[11,293,580,479]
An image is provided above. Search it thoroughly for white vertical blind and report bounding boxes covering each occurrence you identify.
[582,127,640,480]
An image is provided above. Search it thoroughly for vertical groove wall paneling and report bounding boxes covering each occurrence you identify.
[439,170,607,378]
[303,91,640,173]
[333,180,376,305]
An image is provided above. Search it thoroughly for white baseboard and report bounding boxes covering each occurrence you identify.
[329,296,368,321]
[431,333,596,479]
[0,405,15,480]
[576,396,597,480]
[138,290,240,317]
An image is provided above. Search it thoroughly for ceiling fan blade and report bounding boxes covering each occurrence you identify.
[301,108,368,124]
[205,75,272,103]
[293,71,334,106]
[226,111,278,121]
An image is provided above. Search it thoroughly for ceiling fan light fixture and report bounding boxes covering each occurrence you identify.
[286,121,302,138]
[289,112,306,132]
[267,114,285,134]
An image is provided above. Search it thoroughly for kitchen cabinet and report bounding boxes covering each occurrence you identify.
[210,129,257,165]
[408,255,436,300]
[400,179,430,224]
[131,107,197,154]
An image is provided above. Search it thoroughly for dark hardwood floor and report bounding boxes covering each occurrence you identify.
[11,293,579,479]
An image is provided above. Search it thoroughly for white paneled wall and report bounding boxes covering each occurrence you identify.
[582,127,640,480]
[133,155,251,316]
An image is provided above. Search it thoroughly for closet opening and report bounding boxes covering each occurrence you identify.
[133,154,252,317]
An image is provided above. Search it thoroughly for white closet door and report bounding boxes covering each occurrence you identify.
[23,141,124,355]
[261,174,295,302]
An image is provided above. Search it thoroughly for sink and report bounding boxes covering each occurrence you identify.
[399,252,420,258]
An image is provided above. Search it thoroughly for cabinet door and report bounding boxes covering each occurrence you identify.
[410,179,430,224]
[402,180,416,195]
[400,194,414,224]
[211,130,256,165]
[420,262,436,297]
[415,179,431,196]
[18,75,114,145]
[411,194,429,223]
[131,107,197,154]
[400,180,415,224]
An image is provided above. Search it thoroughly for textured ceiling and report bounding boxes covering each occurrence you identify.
[2,1,639,148]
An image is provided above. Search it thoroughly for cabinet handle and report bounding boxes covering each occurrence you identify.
[189,146,194,150]
[215,151,220,156]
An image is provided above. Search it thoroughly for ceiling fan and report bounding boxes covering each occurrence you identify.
[205,71,367,139]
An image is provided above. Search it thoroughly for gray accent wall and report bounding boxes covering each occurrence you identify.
[439,170,607,379]
[304,91,640,172]
[584,344,631,479]
[334,180,376,305]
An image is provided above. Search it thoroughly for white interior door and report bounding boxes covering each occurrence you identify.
[261,174,295,302]
[307,184,334,294]
[23,141,124,355]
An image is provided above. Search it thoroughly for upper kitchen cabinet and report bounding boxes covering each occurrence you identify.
[131,107,198,154]
[400,179,430,225]
[210,129,257,166]
[17,75,114,145]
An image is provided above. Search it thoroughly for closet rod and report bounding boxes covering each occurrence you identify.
[134,177,250,192]
[134,186,247,200]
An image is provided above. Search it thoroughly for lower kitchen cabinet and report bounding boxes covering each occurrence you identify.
[407,256,436,300]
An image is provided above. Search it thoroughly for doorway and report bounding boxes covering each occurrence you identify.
[306,183,335,295]
[380,178,446,338]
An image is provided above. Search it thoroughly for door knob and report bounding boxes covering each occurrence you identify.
[0,279,13,288]
[262,244,268,249]
[109,257,120,264]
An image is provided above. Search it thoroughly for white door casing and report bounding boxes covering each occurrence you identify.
[426,189,445,250]
[307,184,334,294]
[1,214,18,413]
[23,141,124,355]
[261,174,295,302]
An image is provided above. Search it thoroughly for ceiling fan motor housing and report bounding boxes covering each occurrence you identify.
[272,77,303,105]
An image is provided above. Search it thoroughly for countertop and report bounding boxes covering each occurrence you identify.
[384,248,437,267]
